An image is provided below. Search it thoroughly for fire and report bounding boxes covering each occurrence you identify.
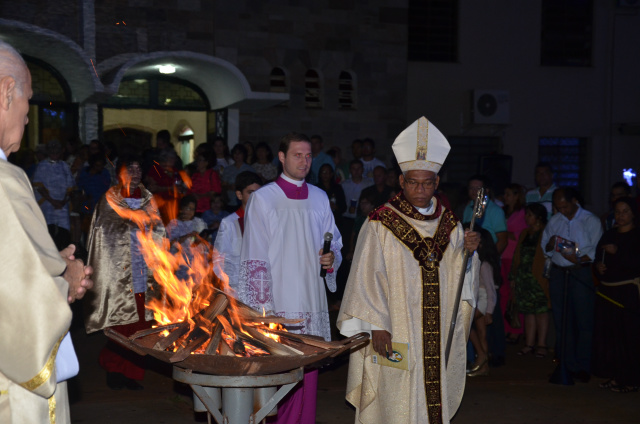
[178,170,192,189]
[106,180,290,357]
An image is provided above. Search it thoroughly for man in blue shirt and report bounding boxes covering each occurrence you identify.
[307,134,335,185]
[463,175,507,255]
[541,187,602,383]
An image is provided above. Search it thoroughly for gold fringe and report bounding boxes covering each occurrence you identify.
[596,291,624,308]
[48,393,56,424]
[19,334,65,392]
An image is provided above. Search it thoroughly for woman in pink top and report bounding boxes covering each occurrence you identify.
[501,183,528,343]
[190,154,222,214]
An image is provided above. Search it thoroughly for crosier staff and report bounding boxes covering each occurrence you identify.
[445,188,486,366]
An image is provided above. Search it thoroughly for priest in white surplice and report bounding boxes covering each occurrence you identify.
[338,117,481,424]
[238,132,342,424]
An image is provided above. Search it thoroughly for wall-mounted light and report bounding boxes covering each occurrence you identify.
[158,64,176,74]
[623,168,636,187]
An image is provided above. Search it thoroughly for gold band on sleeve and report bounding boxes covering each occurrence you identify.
[19,333,65,392]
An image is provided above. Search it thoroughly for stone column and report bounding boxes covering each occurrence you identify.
[79,103,99,143]
[227,108,239,148]
[80,0,98,144]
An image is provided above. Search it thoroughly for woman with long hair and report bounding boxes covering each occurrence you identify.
[467,227,502,377]
[510,202,550,357]
[211,137,233,174]
[189,154,222,215]
[501,183,528,343]
[592,197,640,393]
[315,163,347,227]
[252,142,278,183]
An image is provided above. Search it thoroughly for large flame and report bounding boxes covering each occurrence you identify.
[106,180,281,356]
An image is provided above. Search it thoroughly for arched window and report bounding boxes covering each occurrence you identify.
[23,58,76,149]
[270,67,288,93]
[338,71,356,110]
[27,60,70,103]
[106,77,208,109]
[305,69,323,109]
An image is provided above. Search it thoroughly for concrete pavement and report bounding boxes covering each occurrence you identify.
[68,327,639,424]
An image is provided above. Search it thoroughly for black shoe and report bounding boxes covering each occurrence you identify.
[106,372,125,390]
[570,370,591,383]
[489,356,505,367]
[124,378,144,391]
[505,334,521,345]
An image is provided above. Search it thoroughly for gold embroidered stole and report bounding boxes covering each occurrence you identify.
[369,193,458,424]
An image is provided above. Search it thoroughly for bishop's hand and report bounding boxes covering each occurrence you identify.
[372,330,393,358]
[463,229,480,254]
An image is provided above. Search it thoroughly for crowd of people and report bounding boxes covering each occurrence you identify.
[11,119,640,396]
[3,35,640,424]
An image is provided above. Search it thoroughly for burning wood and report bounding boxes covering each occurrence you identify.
[129,322,185,341]
[154,322,190,351]
[140,288,345,360]
[204,324,223,355]
[103,181,369,371]
[243,327,303,356]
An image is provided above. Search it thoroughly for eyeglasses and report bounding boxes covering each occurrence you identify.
[404,179,436,189]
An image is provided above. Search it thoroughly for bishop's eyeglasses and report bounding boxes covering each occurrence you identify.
[404,178,436,189]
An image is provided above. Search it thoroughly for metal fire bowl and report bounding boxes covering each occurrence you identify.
[104,327,368,376]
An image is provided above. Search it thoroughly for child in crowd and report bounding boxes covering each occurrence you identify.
[201,193,230,243]
[467,227,501,377]
[213,171,262,293]
[167,195,207,266]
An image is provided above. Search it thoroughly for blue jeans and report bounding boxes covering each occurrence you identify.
[549,266,595,373]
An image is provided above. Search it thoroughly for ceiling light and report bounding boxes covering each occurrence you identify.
[158,65,176,74]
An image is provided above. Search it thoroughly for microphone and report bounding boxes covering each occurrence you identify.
[320,232,333,278]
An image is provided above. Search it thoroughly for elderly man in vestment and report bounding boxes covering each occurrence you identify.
[238,132,342,423]
[84,156,165,390]
[0,40,93,424]
[338,117,481,424]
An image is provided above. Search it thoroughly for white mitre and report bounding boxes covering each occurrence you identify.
[392,116,450,174]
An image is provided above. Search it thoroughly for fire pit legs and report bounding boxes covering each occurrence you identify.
[173,366,304,424]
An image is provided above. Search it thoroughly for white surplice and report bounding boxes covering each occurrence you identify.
[213,210,243,293]
[238,175,342,341]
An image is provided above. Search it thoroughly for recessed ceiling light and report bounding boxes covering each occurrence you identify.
[158,65,176,74]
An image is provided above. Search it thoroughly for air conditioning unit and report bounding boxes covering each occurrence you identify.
[472,90,510,125]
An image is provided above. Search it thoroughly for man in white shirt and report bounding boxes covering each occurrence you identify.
[542,187,602,383]
[213,171,262,293]
[342,160,373,220]
[360,138,386,179]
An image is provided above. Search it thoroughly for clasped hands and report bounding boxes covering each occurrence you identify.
[60,244,94,304]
